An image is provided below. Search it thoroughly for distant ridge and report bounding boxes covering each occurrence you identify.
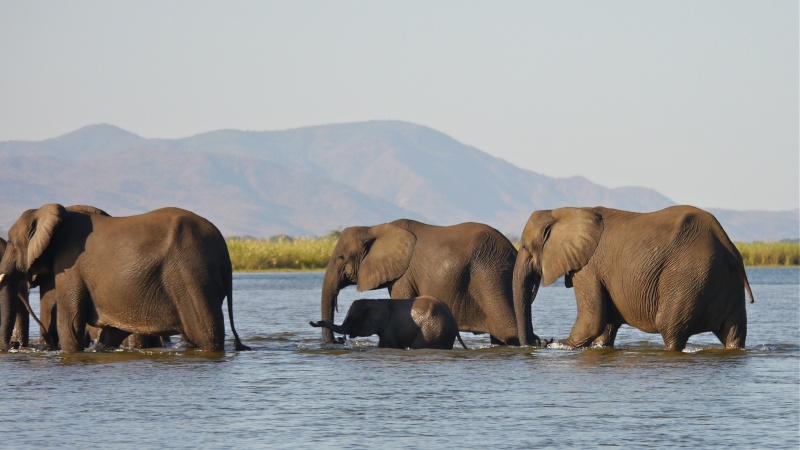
[0,121,796,241]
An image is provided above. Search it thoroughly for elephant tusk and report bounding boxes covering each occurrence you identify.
[0,273,5,284]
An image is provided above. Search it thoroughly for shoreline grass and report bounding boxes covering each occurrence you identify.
[227,237,800,271]
[226,236,336,271]
[734,241,800,267]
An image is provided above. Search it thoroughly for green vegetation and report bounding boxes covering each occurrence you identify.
[735,240,800,267]
[226,235,337,271]
[226,236,800,271]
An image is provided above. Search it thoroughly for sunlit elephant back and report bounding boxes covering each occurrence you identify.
[0,204,249,352]
[320,218,538,346]
[513,205,754,350]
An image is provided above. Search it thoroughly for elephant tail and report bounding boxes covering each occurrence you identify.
[224,263,251,351]
[455,331,468,350]
[708,214,755,304]
[742,271,755,304]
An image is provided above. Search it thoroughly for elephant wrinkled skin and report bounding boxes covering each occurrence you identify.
[320,219,537,346]
[0,204,249,352]
[513,205,754,351]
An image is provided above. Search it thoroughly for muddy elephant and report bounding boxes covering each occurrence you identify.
[320,219,537,346]
[0,203,249,352]
[513,205,754,351]
[0,238,30,350]
[311,296,467,349]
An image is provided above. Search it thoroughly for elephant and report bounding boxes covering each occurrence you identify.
[30,206,175,351]
[0,237,30,350]
[513,205,755,351]
[310,296,467,349]
[0,203,249,352]
[319,219,538,346]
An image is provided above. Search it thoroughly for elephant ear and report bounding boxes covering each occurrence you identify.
[541,208,603,287]
[26,204,66,271]
[357,223,416,292]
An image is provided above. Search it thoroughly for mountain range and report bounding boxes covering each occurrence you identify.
[0,121,797,241]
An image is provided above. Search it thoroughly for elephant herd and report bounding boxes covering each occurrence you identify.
[0,203,753,353]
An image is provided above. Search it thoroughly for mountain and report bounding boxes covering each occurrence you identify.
[0,121,796,241]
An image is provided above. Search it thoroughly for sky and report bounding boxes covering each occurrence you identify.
[1,1,797,212]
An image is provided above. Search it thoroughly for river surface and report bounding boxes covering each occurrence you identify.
[1,268,797,449]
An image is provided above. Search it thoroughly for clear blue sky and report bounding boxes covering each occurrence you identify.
[1,1,797,211]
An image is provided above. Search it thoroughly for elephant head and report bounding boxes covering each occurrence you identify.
[0,204,66,280]
[320,224,415,343]
[513,208,603,345]
[312,299,391,339]
[0,204,75,350]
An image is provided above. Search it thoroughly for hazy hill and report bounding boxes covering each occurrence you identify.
[0,121,796,241]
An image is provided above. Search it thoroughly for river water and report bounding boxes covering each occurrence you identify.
[1,268,797,449]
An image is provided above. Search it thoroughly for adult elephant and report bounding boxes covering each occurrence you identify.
[0,237,31,350]
[0,204,249,352]
[320,219,538,346]
[513,205,754,351]
[33,206,174,351]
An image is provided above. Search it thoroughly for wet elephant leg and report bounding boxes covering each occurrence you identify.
[565,274,609,348]
[55,284,89,352]
[713,303,747,349]
[473,279,522,346]
[590,323,621,347]
[98,327,132,348]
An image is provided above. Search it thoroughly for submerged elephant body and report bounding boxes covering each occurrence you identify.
[0,204,249,352]
[514,205,754,351]
[311,296,467,350]
[320,219,536,346]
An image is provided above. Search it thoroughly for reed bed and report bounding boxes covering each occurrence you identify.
[735,241,800,267]
[226,237,799,270]
[226,236,336,271]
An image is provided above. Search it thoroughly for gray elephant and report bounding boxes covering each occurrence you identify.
[513,205,754,351]
[320,219,537,346]
[0,237,30,350]
[311,296,467,349]
[0,203,249,352]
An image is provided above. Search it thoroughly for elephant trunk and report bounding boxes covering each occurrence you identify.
[320,265,343,343]
[0,280,16,351]
[0,248,17,351]
[310,320,345,335]
[513,250,539,346]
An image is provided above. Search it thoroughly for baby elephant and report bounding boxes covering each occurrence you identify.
[310,296,467,350]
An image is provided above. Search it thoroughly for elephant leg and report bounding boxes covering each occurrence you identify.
[11,310,29,348]
[99,327,132,349]
[713,304,747,349]
[387,279,416,299]
[179,305,225,352]
[566,276,609,348]
[55,285,89,352]
[590,323,620,347]
[471,278,525,346]
[39,289,59,349]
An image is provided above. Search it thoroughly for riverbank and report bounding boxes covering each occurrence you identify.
[226,237,800,271]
